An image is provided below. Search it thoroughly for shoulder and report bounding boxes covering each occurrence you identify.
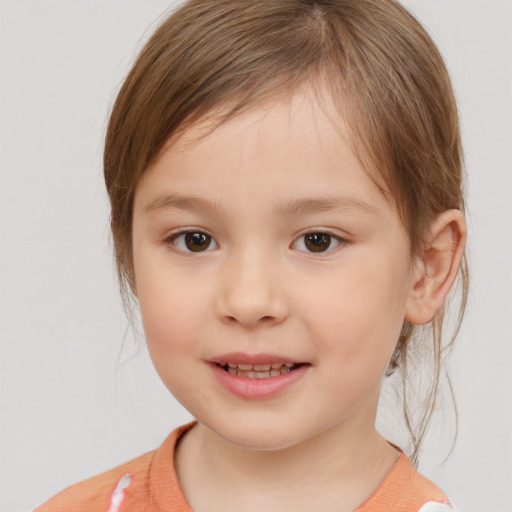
[355,451,456,512]
[417,503,461,512]
[33,423,196,512]
[33,450,155,512]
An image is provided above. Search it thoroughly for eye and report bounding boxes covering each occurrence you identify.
[293,232,343,253]
[168,231,219,253]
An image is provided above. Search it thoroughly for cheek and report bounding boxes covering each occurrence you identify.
[136,274,214,405]
[134,251,209,359]
[299,256,410,365]
[138,281,203,349]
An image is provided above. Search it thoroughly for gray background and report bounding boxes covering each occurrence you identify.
[1,1,511,511]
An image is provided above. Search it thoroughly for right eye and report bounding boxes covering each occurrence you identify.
[168,231,219,253]
[292,231,344,254]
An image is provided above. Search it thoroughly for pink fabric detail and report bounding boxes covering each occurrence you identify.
[106,473,132,512]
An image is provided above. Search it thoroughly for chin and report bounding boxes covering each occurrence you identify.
[204,417,303,452]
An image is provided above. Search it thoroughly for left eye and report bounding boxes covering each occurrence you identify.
[293,232,342,253]
[169,231,219,253]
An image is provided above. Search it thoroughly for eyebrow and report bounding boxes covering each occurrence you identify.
[143,194,220,214]
[143,193,377,216]
[274,196,377,216]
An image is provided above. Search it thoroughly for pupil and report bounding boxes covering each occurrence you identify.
[305,233,331,252]
[185,232,210,252]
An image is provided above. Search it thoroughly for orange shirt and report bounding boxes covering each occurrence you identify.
[35,423,452,512]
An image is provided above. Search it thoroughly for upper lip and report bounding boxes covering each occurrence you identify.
[208,352,302,365]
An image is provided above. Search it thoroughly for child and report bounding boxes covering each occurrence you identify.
[35,0,468,511]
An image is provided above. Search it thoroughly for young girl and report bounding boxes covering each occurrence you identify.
[35,0,468,511]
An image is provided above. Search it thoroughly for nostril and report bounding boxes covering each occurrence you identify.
[216,288,289,327]
[223,314,277,326]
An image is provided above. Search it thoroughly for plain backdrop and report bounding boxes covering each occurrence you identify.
[0,1,511,511]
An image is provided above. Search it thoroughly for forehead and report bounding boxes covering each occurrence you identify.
[155,89,388,184]
[136,90,395,217]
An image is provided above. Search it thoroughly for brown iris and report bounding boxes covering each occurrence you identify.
[304,233,332,252]
[184,232,212,252]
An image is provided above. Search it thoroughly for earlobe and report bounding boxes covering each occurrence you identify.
[405,210,466,325]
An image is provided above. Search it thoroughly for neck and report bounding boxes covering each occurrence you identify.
[175,413,399,512]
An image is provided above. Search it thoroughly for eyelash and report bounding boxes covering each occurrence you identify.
[164,230,347,254]
[291,231,346,254]
[165,230,218,253]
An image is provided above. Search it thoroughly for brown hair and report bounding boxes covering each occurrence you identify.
[104,0,468,464]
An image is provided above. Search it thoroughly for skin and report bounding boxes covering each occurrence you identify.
[131,90,466,512]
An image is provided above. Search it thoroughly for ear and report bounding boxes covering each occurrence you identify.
[405,210,466,325]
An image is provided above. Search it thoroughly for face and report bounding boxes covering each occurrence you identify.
[132,91,417,451]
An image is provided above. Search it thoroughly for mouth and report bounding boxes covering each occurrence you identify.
[214,361,303,379]
[209,355,310,398]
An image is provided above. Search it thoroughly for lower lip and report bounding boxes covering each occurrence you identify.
[210,363,309,399]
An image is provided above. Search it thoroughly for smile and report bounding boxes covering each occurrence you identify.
[209,357,309,399]
[216,362,299,378]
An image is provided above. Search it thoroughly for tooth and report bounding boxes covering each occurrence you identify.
[228,368,237,375]
[270,370,280,377]
[246,371,256,378]
[271,363,283,369]
[280,367,290,374]
[284,362,294,368]
[254,364,271,371]
[238,364,253,371]
[227,362,237,368]
[256,371,271,378]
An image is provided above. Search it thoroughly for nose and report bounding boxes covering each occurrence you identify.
[216,250,289,328]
